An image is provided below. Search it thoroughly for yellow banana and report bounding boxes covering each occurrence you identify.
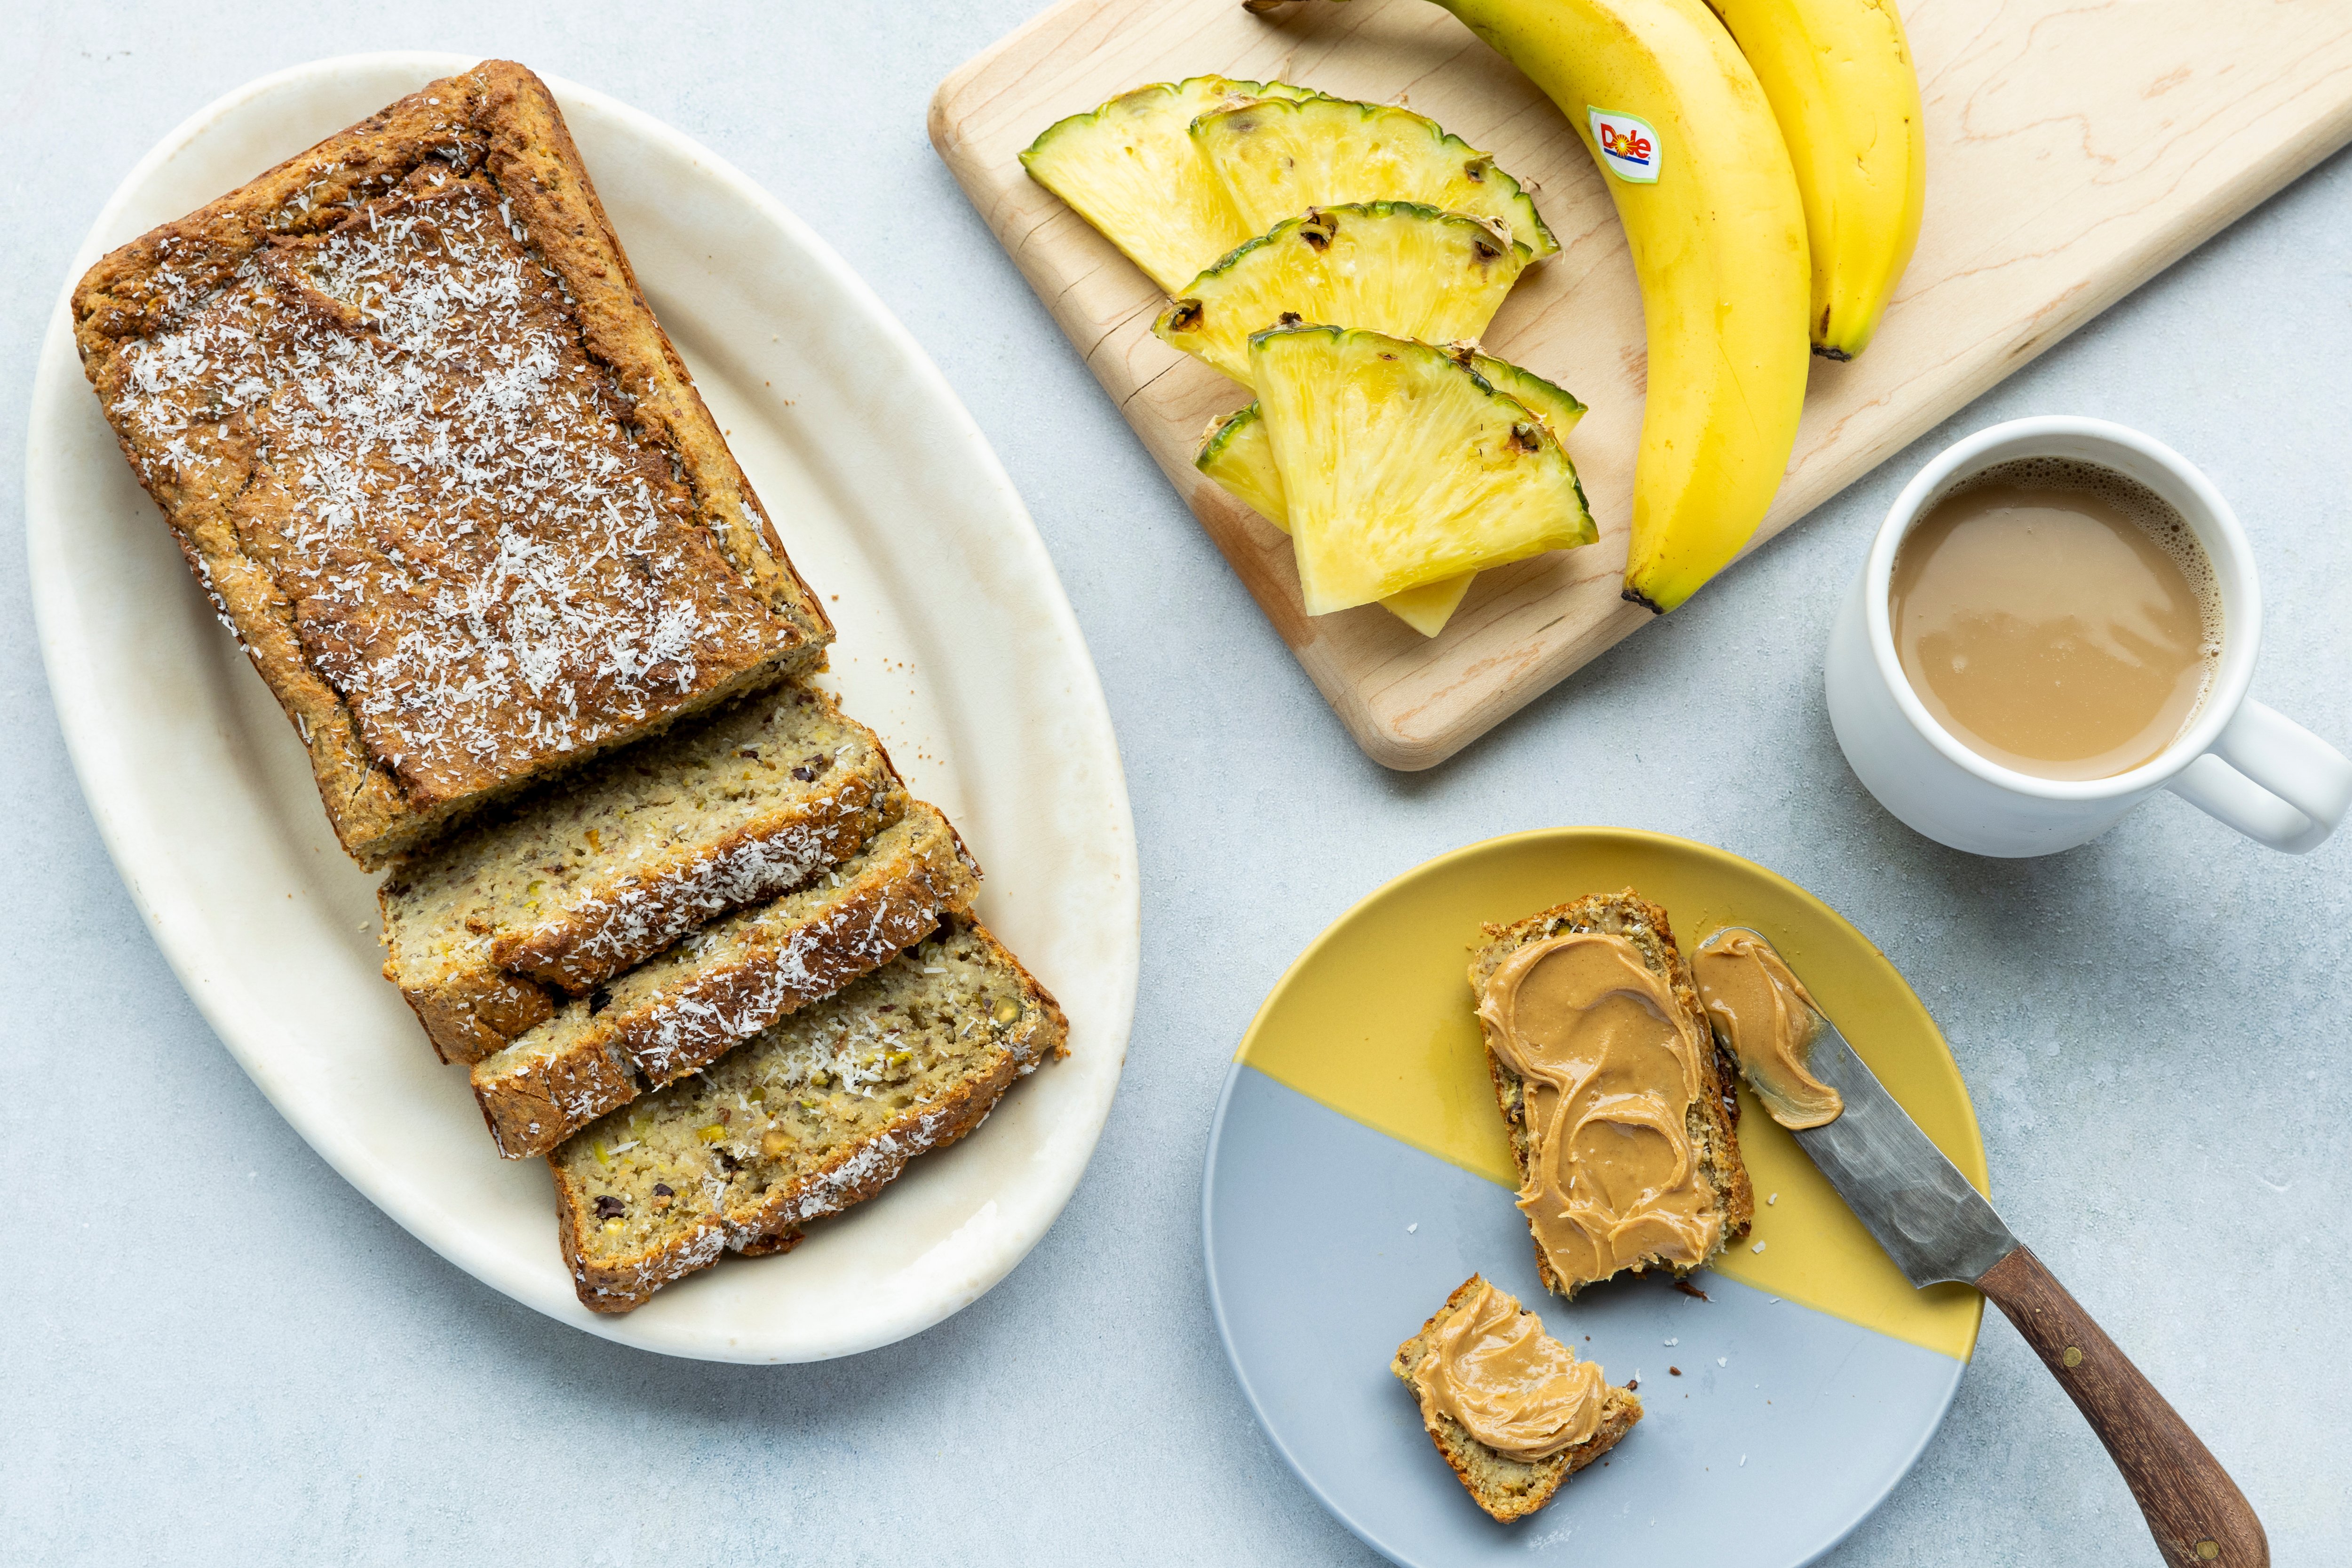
[1420,0,1811,612]
[1707,0,1926,359]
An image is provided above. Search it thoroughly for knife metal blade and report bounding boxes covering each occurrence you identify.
[1788,1020,2017,1287]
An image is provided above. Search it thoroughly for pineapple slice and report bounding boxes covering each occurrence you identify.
[1196,403,1289,524]
[1378,573,1478,637]
[1250,327,1595,615]
[1192,96,1558,260]
[1198,403,1474,636]
[1154,202,1529,386]
[1196,352,1586,636]
[1020,76,1320,293]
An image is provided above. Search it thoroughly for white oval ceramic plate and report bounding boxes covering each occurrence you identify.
[24,53,1137,1362]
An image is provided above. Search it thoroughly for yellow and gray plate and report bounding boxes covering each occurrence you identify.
[1202,828,1988,1566]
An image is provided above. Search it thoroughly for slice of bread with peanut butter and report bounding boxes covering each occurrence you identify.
[1468,890,1752,1297]
[1392,1274,1642,1522]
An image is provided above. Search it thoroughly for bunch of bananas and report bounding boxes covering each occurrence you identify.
[1412,0,1927,611]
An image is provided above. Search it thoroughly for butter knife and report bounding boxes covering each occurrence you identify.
[1792,1014,2267,1568]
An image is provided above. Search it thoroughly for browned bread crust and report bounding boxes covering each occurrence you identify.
[1390,1274,1642,1522]
[471,803,980,1158]
[71,61,830,867]
[394,957,557,1070]
[551,915,1067,1312]
[1468,890,1753,1297]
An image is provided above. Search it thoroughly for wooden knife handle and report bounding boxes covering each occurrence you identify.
[1977,1246,2267,1567]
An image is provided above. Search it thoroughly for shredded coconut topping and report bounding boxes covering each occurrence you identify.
[105,168,783,803]
[622,867,949,1084]
[764,1011,911,1098]
[550,816,846,984]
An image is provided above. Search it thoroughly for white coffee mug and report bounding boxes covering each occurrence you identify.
[1825,416,2352,857]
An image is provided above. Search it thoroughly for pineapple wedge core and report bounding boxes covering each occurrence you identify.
[1197,354,1587,636]
[1194,96,1558,260]
[1250,327,1595,616]
[1156,203,1529,386]
[1021,77,1319,294]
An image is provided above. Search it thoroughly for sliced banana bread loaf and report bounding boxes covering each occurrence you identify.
[552,914,1066,1312]
[381,682,904,1063]
[472,804,979,1158]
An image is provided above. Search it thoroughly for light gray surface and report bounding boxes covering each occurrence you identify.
[4,4,2344,1563]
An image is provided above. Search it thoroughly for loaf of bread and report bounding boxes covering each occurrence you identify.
[551,914,1066,1311]
[78,56,1068,1308]
[471,804,979,1158]
[1391,1275,1642,1522]
[381,682,903,1063]
[71,61,831,866]
[1468,890,1752,1296]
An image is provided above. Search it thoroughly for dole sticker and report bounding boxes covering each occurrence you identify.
[1588,107,1661,184]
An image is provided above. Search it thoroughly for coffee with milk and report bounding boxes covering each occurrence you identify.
[1888,457,2221,781]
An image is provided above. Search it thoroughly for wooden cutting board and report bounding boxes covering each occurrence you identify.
[931,0,2352,769]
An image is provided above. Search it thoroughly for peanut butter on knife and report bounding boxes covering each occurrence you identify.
[1692,928,1844,1130]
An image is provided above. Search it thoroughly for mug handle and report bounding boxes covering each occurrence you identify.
[2167,700,2352,853]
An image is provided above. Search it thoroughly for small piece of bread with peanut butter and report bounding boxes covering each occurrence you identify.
[1391,1274,1641,1522]
[1467,889,1753,1297]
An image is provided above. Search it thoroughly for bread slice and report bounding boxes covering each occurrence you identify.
[551,913,1066,1311]
[471,803,979,1158]
[70,61,830,867]
[380,682,903,1064]
[1468,890,1752,1296]
[1391,1275,1642,1522]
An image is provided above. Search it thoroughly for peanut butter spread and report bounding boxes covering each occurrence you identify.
[1478,933,1723,1289]
[1692,930,1843,1130]
[1409,1278,1607,1460]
